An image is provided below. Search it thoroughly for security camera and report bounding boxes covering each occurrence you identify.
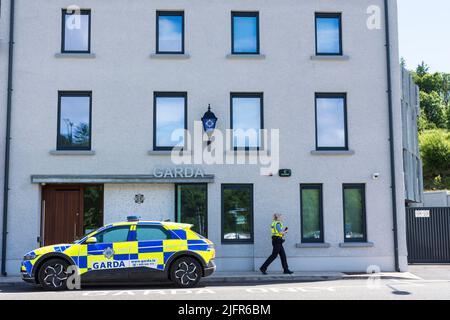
[372,173,380,180]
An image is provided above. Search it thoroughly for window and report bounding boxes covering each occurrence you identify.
[231,93,263,150]
[176,184,208,237]
[315,13,342,55]
[57,92,92,150]
[95,226,130,244]
[153,92,187,150]
[156,11,184,54]
[136,226,171,241]
[222,184,253,244]
[315,93,348,150]
[232,12,259,54]
[300,185,324,243]
[343,184,367,242]
[62,9,91,53]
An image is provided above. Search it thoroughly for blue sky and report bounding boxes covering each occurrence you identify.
[398,0,450,72]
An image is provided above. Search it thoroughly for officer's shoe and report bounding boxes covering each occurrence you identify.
[283,270,294,275]
[260,268,268,275]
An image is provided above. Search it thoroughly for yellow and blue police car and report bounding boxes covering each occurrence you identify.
[21,216,216,290]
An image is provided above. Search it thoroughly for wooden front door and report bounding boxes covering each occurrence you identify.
[42,186,83,245]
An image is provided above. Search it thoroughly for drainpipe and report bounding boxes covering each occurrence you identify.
[1,0,16,276]
[384,0,400,272]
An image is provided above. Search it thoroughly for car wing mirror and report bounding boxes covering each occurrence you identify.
[86,237,97,244]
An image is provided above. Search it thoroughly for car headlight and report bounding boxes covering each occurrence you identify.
[23,254,38,261]
[208,243,215,250]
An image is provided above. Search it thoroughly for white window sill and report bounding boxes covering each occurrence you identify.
[226,149,270,156]
[296,243,331,248]
[55,53,96,59]
[339,242,374,248]
[310,55,349,61]
[311,150,355,156]
[150,53,190,59]
[226,54,266,60]
[148,150,192,156]
[50,150,95,156]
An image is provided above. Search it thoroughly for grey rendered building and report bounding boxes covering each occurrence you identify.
[1,0,409,276]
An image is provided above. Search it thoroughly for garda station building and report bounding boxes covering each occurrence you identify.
[0,0,409,276]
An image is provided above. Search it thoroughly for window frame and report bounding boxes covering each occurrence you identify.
[314,92,348,151]
[342,184,367,243]
[300,184,324,243]
[221,184,254,244]
[175,183,208,238]
[315,12,343,56]
[231,11,260,55]
[57,91,93,151]
[230,92,264,151]
[156,11,185,54]
[153,92,188,151]
[61,8,92,54]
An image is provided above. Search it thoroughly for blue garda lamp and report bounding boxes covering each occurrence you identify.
[201,104,218,145]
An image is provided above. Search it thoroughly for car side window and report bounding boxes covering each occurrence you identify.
[94,226,130,243]
[136,226,171,241]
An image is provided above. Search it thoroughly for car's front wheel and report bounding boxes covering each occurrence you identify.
[38,259,70,291]
[170,257,202,288]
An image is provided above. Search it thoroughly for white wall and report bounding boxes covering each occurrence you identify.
[3,0,407,274]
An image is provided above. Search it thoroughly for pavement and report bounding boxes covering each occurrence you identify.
[0,265,448,300]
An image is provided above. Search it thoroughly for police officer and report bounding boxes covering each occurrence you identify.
[260,213,293,275]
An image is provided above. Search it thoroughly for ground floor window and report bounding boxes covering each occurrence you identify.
[83,185,104,235]
[221,184,254,244]
[300,184,324,243]
[343,184,367,242]
[175,184,208,237]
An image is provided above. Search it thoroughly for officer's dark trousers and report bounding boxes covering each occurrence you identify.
[260,236,289,272]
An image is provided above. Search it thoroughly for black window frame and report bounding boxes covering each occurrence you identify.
[175,183,208,238]
[57,91,93,151]
[315,93,348,151]
[230,92,264,151]
[156,11,185,54]
[300,184,324,243]
[342,184,367,243]
[61,8,92,54]
[231,11,260,55]
[153,92,188,151]
[221,184,254,244]
[315,12,343,56]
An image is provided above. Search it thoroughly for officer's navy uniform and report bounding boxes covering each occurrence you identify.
[260,220,291,273]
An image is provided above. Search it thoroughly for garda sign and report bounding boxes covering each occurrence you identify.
[92,259,158,270]
[153,167,205,179]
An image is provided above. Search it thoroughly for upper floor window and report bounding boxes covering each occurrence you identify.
[57,92,92,150]
[153,92,187,150]
[315,13,342,55]
[231,93,263,150]
[62,9,91,53]
[315,93,348,150]
[231,12,259,54]
[156,11,184,54]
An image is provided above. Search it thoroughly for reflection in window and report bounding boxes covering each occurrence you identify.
[154,93,187,150]
[136,226,170,241]
[222,185,253,243]
[301,185,323,243]
[62,9,91,53]
[157,12,184,53]
[58,93,91,150]
[315,94,347,150]
[315,13,342,55]
[83,186,103,235]
[231,94,263,149]
[95,226,130,244]
[343,184,366,242]
[232,12,259,54]
[176,184,208,237]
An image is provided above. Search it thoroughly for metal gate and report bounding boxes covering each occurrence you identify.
[406,207,450,263]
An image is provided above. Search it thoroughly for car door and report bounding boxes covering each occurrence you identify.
[128,224,172,281]
[81,225,132,282]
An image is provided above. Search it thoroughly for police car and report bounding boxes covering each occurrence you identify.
[21,217,216,290]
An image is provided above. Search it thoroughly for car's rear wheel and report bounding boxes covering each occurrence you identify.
[170,257,202,288]
[38,259,70,291]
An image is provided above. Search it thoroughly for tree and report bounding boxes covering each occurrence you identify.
[419,91,447,128]
[416,61,429,77]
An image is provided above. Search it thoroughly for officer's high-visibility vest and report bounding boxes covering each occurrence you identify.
[271,220,284,237]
